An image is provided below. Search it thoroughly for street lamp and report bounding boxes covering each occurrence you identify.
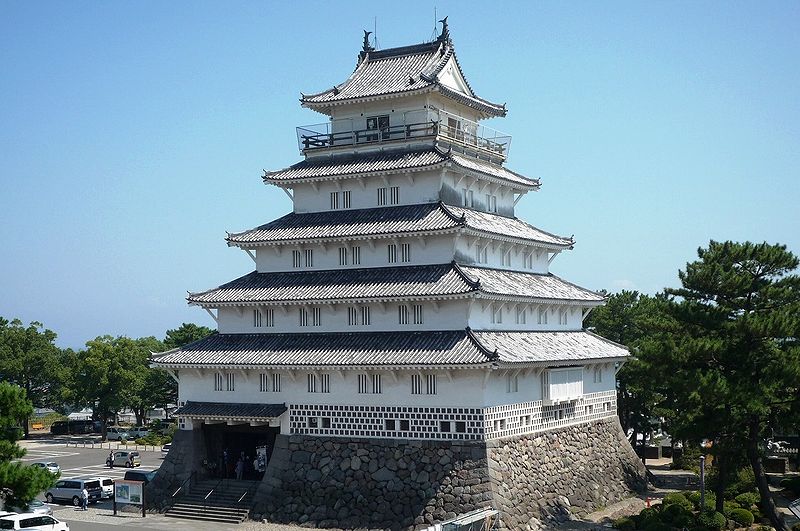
[699,455,706,510]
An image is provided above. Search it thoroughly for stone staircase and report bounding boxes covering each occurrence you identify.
[165,478,259,524]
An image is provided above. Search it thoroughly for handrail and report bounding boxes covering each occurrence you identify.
[202,477,223,514]
[171,470,196,498]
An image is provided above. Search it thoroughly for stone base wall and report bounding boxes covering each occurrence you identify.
[145,427,208,510]
[487,417,647,529]
[253,435,492,529]
[252,418,645,530]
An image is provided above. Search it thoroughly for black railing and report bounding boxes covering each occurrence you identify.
[170,470,196,502]
[202,477,223,515]
[296,121,510,158]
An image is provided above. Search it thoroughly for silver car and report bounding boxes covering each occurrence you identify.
[44,479,102,506]
[3,500,53,516]
[30,462,60,475]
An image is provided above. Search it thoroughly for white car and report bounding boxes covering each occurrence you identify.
[30,462,60,475]
[106,427,129,441]
[0,512,69,530]
[94,476,114,499]
[128,427,149,438]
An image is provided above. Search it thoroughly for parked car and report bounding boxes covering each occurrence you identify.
[91,476,114,499]
[127,426,149,438]
[30,462,60,475]
[44,478,102,506]
[0,513,69,530]
[106,427,130,441]
[161,443,171,455]
[123,470,157,485]
[107,450,140,468]
[3,500,52,516]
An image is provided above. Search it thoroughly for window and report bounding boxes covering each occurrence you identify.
[502,251,511,266]
[351,246,361,264]
[320,373,330,393]
[366,114,390,141]
[339,247,348,266]
[214,372,223,391]
[506,373,519,393]
[400,243,411,262]
[272,373,281,392]
[347,307,358,326]
[312,307,321,326]
[524,253,534,269]
[321,417,331,428]
[486,194,497,213]
[559,309,568,325]
[358,374,381,394]
[593,367,602,383]
[538,308,549,325]
[372,374,382,394]
[330,191,339,210]
[439,421,451,433]
[413,304,424,324]
[342,190,351,208]
[358,374,368,394]
[259,372,268,392]
[360,306,371,325]
[411,374,422,395]
[292,250,301,268]
[348,307,369,325]
[299,308,309,327]
[516,307,526,325]
[387,244,397,263]
[264,308,274,327]
[304,249,313,267]
[398,305,409,324]
[475,245,487,264]
[426,374,437,395]
[390,186,400,205]
[385,419,396,431]
[307,373,316,393]
[377,187,387,206]
[491,307,503,324]
[226,372,235,392]
[400,419,410,431]
[253,309,263,327]
[462,188,474,207]
[455,421,466,433]
[308,417,318,428]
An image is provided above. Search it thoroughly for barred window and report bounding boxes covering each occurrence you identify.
[304,249,313,267]
[307,373,316,393]
[411,374,422,395]
[502,251,511,266]
[491,307,503,324]
[312,307,321,326]
[259,372,268,392]
[320,373,330,393]
[330,191,339,210]
[506,373,519,393]
[377,187,387,206]
[538,308,548,325]
[559,309,568,325]
[413,304,424,324]
[389,186,400,205]
[372,374,382,394]
[523,253,534,269]
[387,244,397,263]
[351,246,361,265]
[347,307,358,326]
[264,308,274,327]
[271,373,281,392]
[358,374,368,394]
[515,307,526,325]
[426,374,437,395]
[342,190,351,208]
[292,250,301,268]
[475,246,487,264]
[398,305,409,324]
[299,308,309,327]
[400,243,411,262]
[225,372,235,392]
[253,309,263,327]
[360,306,371,325]
[338,247,348,266]
[213,372,223,391]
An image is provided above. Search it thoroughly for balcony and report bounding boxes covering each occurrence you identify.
[296,108,511,161]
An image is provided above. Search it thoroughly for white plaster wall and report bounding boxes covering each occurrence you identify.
[217,299,468,334]
[439,169,517,217]
[328,96,431,131]
[292,172,442,214]
[454,237,550,273]
[482,369,544,407]
[468,303,585,331]
[254,233,456,272]
[582,363,616,395]
[177,367,489,417]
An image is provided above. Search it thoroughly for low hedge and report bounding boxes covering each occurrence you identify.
[728,508,754,527]
[696,510,726,531]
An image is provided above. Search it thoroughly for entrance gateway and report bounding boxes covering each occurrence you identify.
[174,401,284,478]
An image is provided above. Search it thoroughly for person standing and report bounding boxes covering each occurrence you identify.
[81,487,89,510]
[235,457,244,480]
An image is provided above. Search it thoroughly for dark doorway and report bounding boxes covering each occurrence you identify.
[202,423,279,479]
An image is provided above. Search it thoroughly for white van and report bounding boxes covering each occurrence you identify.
[0,513,69,530]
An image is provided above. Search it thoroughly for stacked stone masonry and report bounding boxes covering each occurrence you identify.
[245,417,645,530]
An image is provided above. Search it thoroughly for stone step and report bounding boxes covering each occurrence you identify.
[164,511,246,524]
[167,503,249,516]
[165,503,249,524]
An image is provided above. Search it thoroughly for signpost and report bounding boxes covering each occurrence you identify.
[113,480,146,518]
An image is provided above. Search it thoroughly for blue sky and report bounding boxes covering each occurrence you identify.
[1,1,798,349]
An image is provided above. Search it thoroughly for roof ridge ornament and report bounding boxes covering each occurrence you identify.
[362,30,374,53]
[438,16,450,43]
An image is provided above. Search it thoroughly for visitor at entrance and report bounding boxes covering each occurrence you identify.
[235,457,244,480]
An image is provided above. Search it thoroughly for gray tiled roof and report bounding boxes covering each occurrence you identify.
[301,39,505,117]
[175,401,287,419]
[474,330,628,365]
[262,148,538,189]
[460,266,605,303]
[152,329,628,368]
[226,203,572,249]
[187,264,603,306]
[152,330,492,367]
[187,264,477,305]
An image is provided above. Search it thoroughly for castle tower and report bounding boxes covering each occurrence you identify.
[151,23,644,529]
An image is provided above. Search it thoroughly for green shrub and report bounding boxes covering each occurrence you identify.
[663,492,693,512]
[696,510,726,531]
[728,508,754,527]
[613,516,636,530]
[734,491,760,508]
[722,500,741,518]
[633,507,660,528]
[726,467,756,498]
